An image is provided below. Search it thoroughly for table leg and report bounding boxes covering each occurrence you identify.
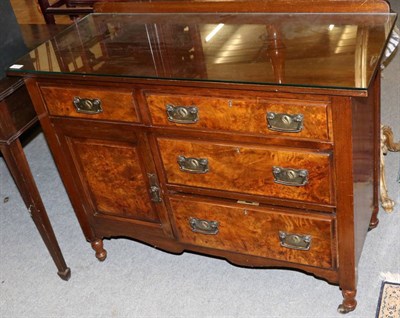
[1,139,71,280]
[380,125,400,213]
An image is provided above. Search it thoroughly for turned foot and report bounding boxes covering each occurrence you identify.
[338,290,357,314]
[368,218,380,231]
[57,267,71,281]
[91,239,107,261]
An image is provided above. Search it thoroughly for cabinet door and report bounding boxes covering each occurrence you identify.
[52,118,173,237]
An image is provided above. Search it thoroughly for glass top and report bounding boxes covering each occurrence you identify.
[8,13,397,90]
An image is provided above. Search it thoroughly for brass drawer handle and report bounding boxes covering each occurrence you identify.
[166,104,199,124]
[73,97,103,114]
[189,217,219,235]
[279,231,312,251]
[177,155,209,174]
[272,166,308,186]
[266,112,304,133]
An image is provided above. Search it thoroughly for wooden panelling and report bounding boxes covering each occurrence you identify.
[69,138,160,222]
[40,84,140,122]
[15,1,389,311]
[146,92,331,141]
[158,137,333,204]
[170,194,335,269]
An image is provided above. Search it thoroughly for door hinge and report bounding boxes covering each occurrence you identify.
[148,173,162,203]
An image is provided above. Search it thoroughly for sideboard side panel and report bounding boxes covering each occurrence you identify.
[331,95,356,291]
[352,75,379,264]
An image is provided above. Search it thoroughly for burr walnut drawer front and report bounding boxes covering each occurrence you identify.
[39,84,140,122]
[170,195,335,269]
[145,92,331,141]
[157,138,333,205]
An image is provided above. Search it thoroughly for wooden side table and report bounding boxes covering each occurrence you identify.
[0,77,71,280]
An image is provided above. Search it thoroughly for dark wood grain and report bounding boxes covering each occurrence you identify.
[352,74,379,261]
[331,95,357,312]
[369,70,381,230]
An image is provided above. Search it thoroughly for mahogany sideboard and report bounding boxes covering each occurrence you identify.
[8,2,397,313]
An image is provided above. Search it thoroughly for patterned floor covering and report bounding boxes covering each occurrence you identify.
[376,281,400,318]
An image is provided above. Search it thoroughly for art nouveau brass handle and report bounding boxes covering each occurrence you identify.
[166,104,199,124]
[177,155,209,174]
[189,217,219,235]
[73,97,103,114]
[279,231,312,250]
[266,112,304,132]
[272,166,308,186]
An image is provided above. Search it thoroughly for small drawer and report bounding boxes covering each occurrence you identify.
[170,195,335,269]
[158,138,333,205]
[145,91,330,141]
[40,84,140,122]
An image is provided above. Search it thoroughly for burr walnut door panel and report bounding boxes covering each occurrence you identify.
[52,119,170,231]
[157,137,334,205]
[170,194,336,269]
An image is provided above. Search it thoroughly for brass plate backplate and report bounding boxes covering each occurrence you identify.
[279,231,312,250]
[177,155,209,174]
[266,112,304,132]
[272,166,308,186]
[166,104,199,124]
[73,97,103,114]
[189,217,219,235]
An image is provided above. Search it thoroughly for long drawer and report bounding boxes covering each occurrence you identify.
[157,138,333,205]
[39,84,140,123]
[145,91,331,141]
[170,195,336,269]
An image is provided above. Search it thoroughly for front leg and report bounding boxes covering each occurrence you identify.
[337,290,357,314]
[91,239,107,261]
[369,206,380,231]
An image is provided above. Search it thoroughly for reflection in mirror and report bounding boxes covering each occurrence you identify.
[9,13,397,90]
